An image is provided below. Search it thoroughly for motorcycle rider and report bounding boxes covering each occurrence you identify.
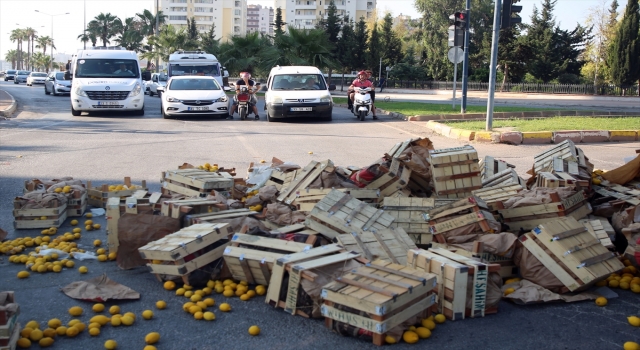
[365,70,377,119]
[348,71,377,119]
[229,71,260,120]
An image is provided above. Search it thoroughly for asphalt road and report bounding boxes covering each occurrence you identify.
[1,80,639,350]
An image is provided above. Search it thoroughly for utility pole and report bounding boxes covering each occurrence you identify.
[461,0,471,113]
[155,0,160,73]
[378,58,382,83]
[486,0,501,131]
[84,0,86,49]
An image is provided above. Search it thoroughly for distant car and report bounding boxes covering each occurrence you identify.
[44,71,71,96]
[4,69,17,81]
[149,73,168,97]
[14,70,31,84]
[26,72,48,86]
[159,76,229,119]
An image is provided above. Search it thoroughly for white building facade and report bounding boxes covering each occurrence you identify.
[274,0,376,29]
[159,0,247,41]
[247,5,274,35]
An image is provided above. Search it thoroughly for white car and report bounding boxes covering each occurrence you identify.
[149,73,167,97]
[26,72,48,86]
[159,76,229,119]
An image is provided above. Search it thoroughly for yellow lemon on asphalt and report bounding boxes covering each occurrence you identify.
[17,338,31,348]
[595,297,608,306]
[142,310,154,320]
[402,331,419,344]
[219,303,231,312]
[109,305,121,315]
[628,316,640,327]
[69,306,83,316]
[86,213,93,218]
[156,300,167,309]
[93,240,101,247]
[104,340,118,349]
[255,285,266,296]
[88,322,101,330]
[385,335,397,344]
[55,326,67,336]
[223,289,234,298]
[90,315,110,326]
[240,294,250,301]
[144,346,157,350]
[47,319,62,329]
[93,224,101,230]
[65,327,79,337]
[17,271,30,279]
[203,311,215,321]
[89,327,100,336]
[176,288,186,296]
[120,315,134,326]
[183,284,193,290]
[79,266,88,273]
[29,329,44,342]
[65,260,75,268]
[110,316,121,327]
[248,325,260,336]
[124,312,135,320]
[93,303,105,312]
[96,248,106,255]
[38,337,54,347]
[415,327,431,339]
[631,284,640,294]
[68,319,81,327]
[73,322,86,332]
[624,342,640,350]
[184,291,194,298]
[164,281,176,290]
[203,298,215,307]
[434,314,446,324]
[190,294,202,302]
[145,332,160,344]
[108,252,117,260]
[194,311,204,320]
[421,318,436,330]
[42,328,56,338]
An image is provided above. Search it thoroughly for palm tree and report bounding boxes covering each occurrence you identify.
[79,21,100,48]
[219,31,278,77]
[24,27,38,70]
[4,50,18,69]
[90,13,122,47]
[10,29,25,69]
[136,9,167,70]
[147,25,193,62]
[115,30,144,52]
[267,28,337,72]
[36,36,54,55]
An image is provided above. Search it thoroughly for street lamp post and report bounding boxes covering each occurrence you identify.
[34,10,70,72]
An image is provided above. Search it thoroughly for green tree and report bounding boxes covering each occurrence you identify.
[353,17,368,71]
[582,0,619,85]
[316,0,341,83]
[336,16,357,86]
[367,23,381,78]
[608,0,639,90]
[219,31,276,76]
[188,17,198,41]
[147,24,194,62]
[90,13,122,47]
[524,1,558,82]
[4,50,18,70]
[273,8,285,37]
[271,27,337,72]
[380,13,403,69]
[10,29,25,69]
[200,24,220,54]
[136,9,166,70]
[115,30,144,52]
[35,36,54,55]
[24,27,38,70]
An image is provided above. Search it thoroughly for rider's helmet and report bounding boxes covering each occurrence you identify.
[357,71,367,79]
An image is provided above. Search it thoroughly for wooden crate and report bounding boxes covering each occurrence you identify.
[429,146,482,198]
[270,224,319,244]
[160,198,226,219]
[223,233,313,285]
[423,196,495,244]
[479,156,516,180]
[519,217,624,292]
[593,185,640,206]
[162,169,233,198]
[66,190,88,217]
[472,184,524,210]
[580,219,614,249]
[535,172,581,188]
[482,168,525,188]
[186,208,260,226]
[265,244,362,317]
[382,197,436,245]
[409,248,500,319]
[306,190,416,264]
[13,198,67,229]
[87,177,148,208]
[365,158,412,198]
[497,190,591,232]
[430,242,518,279]
[293,188,381,213]
[0,323,19,350]
[321,259,437,346]
[277,160,335,205]
[533,140,586,174]
[139,223,232,284]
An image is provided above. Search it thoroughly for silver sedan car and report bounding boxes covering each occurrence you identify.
[44,72,71,96]
[14,70,31,84]
[27,72,48,86]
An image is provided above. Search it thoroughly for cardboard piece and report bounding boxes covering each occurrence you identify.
[501,280,598,304]
[116,214,181,270]
[61,274,140,302]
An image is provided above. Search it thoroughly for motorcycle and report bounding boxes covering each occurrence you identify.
[352,87,373,121]
[236,86,251,120]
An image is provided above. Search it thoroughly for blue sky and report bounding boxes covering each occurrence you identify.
[0,0,629,63]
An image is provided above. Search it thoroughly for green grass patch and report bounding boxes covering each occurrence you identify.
[442,117,640,132]
[331,98,551,115]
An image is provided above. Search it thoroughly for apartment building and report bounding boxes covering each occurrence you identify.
[247,4,274,35]
[159,0,247,41]
[273,0,376,29]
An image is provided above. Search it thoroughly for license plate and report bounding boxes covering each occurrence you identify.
[187,107,209,111]
[97,101,119,106]
[291,107,312,112]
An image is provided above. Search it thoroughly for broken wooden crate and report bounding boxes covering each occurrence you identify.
[429,145,482,198]
[430,242,518,279]
[306,189,416,264]
[497,190,591,232]
[535,172,582,188]
[580,219,614,249]
[472,184,524,211]
[138,223,232,284]
[87,177,148,208]
[162,169,233,198]
[423,196,495,244]
[482,168,525,188]
[0,291,19,346]
[160,198,226,220]
[265,244,361,317]
[276,160,335,205]
[519,217,624,292]
[365,157,412,198]
[13,197,67,229]
[223,233,313,286]
[292,188,381,213]
[479,156,515,180]
[106,194,163,254]
[382,197,435,245]
[185,208,260,226]
[408,248,500,320]
[533,140,587,175]
[592,184,640,207]
[321,259,437,346]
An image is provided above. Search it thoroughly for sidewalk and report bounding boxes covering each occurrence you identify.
[0,90,16,117]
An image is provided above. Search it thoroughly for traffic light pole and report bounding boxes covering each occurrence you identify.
[486,0,502,131]
[461,0,471,113]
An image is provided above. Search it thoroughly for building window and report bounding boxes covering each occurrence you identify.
[194,0,213,2]
[195,7,214,12]
[169,15,188,20]
[170,7,187,12]
[171,0,187,3]
[234,9,241,15]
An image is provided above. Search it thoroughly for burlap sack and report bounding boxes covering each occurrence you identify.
[602,155,640,185]
[452,232,518,257]
[613,210,633,234]
[513,241,565,293]
[265,203,307,226]
[211,216,266,233]
[16,192,68,209]
[399,138,434,179]
[502,279,597,304]
[503,188,576,209]
[116,214,180,270]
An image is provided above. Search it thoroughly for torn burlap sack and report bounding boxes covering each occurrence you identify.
[512,240,565,293]
[265,203,307,226]
[245,185,278,206]
[61,274,140,302]
[502,187,575,209]
[398,138,434,180]
[502,279,597,304]
[451,232,518,258]
[602,155,640,185]
[16,192,68,209]
[116,214,180,270]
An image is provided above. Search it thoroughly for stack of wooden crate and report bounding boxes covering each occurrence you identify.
[87,177,148,208]
[0,292,19,350]
[13,195,67,229]
[138,223,233,284]
[306,189,416,264]
[429,146,482,198]
[407,248,500,320]
[382,197,435,245]
[321,259,437,346]
[519,217,624,292]
[423,196,497,244]
[162,169,233,198]
[472,184,524,211]
[365,157,412,198]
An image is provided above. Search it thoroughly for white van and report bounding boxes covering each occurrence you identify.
[264,66,335,122]
[68,47,151,116]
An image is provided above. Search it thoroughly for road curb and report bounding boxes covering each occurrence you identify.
[421,120,639,145]
[0,90,17,118]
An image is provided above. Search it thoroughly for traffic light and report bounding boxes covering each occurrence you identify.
[449,12,466,30]
[448,11,466,47]
[501,0,522,29]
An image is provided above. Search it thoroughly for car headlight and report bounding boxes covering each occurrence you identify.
[56,84,65,87]
[320,95,332,103]
[215,96,228,103]
[75,87,87,97]
[165,96,180,103]
[271,96,283,104]
[129,83,142,97]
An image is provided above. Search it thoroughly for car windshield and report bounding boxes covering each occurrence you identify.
[169,78,221,91]
[271,74,326,90]
[7,70,16,74]
[158,74,168,82]
[18,71,30,75]
[75,59,139,78]
[55,73,68,80]
[31,73,47,77]
[169,64,219,77]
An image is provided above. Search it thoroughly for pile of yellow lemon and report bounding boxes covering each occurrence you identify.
[52,185,73,194]
[597,262,640,293]
[386,314,445,344]
[197,163,219,172]
[106,184,137,192]
[591,169,606,185]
